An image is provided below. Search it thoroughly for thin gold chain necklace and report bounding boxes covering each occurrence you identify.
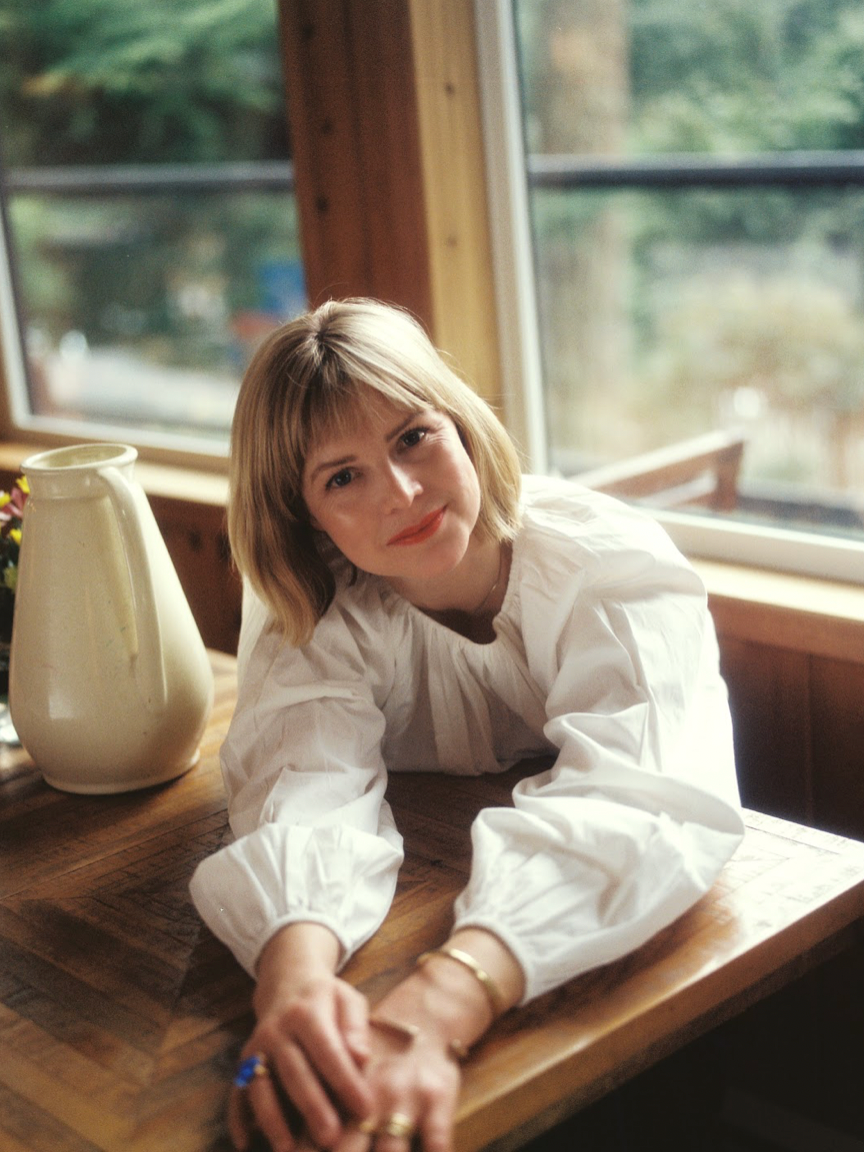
[472,545,505,615]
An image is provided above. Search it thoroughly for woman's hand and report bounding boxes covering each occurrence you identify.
[334,1020,462,1152]
[331,928,526,1152]
[228,923,374,1152]
[229,925,524,1152]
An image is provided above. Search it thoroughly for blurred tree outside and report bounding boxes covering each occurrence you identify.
[0,0,289,166]
[515,0,864,514]
[0,0,300,435]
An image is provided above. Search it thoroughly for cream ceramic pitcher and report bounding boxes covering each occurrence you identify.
[9,443,214,793]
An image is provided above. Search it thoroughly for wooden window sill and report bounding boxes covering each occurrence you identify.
[696,558,864,665]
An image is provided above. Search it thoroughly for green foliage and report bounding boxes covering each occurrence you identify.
[516,0,864,157]
[0,0,288,165]
[0,0,299,398]
[629,0,864,154]
[515,0,864,492]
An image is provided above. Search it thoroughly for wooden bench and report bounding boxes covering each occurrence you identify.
[576,429,746,513]
[1,650,862,1152]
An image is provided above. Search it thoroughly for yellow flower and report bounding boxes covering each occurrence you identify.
[17,477,29,495]
[8,528,21,545]
[0,493,10,510]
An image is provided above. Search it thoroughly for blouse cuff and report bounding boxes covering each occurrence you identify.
[189,820,404,978]
[452,806,744,1003]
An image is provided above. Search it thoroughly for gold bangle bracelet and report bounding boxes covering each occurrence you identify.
[416,947,506,1019]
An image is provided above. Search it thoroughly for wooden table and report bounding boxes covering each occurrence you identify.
[1,650,863,1152]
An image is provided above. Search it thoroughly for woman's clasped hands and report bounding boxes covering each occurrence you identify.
[229,924,519,1152]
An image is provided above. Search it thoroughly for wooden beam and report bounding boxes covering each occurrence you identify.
[278,0,502,405]
[577,431,747,512]
[408,0,503,405]
[277,0,433,327]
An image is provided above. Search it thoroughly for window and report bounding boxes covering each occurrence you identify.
[0,0,302,458]
[477,0,864,582]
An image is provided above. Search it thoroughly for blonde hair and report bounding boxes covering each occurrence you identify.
[229,298,523,645]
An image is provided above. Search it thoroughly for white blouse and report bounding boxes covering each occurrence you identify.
[189,476,744,1002]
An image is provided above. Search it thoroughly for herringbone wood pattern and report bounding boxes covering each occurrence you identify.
[0,652,250,1152]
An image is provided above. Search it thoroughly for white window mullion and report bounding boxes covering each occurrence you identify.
[473,0,548,473]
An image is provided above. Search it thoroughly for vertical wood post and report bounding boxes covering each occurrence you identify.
[278,0,502,406]
[277,0,433,328]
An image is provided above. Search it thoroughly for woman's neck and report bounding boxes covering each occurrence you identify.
[387,536,512,641]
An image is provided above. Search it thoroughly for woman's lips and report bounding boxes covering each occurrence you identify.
[387,506,446,546]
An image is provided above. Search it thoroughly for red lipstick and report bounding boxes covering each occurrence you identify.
[387,506,445,546]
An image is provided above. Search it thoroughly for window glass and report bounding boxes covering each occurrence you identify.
[0,0,301,451]
[513,0,864,541]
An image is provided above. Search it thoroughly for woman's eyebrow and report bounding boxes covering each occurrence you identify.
[307,451,357,482]
[386,410,423,442]
[306,411,423,482]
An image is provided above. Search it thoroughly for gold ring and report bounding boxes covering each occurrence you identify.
[358,1118,378,1135]
[379,1113,415,1139]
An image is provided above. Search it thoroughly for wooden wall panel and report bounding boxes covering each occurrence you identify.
[717,636,814,824]
[146,495,241,656]
[277,0,502,406]
[408,0,503,404]
[809,655,864,839]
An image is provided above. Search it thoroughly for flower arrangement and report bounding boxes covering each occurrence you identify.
[0,476,28,641]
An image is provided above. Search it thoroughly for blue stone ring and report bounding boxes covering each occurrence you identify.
[233,1053,269,1088]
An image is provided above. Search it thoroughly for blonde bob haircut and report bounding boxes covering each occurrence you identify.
[229,297,523,646]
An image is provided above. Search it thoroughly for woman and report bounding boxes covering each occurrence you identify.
[190,298,744,1152]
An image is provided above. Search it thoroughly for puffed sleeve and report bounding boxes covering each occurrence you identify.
[189,586,404,977]
[452,500,745,1002]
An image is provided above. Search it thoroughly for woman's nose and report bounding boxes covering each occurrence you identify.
[383,463,419,507]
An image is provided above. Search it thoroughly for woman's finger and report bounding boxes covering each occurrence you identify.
[226,1083,252,1151]
[335,982,371,1065]
[245,1071,297,1152]
[228,1042,341,1152]
[271,1035,346,1147]
[418,1102,456,1152]
[287,1002,373,1118]
[333,1118,374,1152]
[227,1071,296,1152]
[370,1112,418,1152]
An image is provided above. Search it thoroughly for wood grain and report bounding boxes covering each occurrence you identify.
[278,0,432,323]
[1,653,864,1152]
[718,636,814,824]
[407,0,503,405]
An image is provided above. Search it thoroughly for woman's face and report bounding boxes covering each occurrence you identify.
[301,391,481,588]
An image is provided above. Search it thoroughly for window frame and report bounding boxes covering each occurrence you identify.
[474,0,864,587]
[0,162,304,468]
[0,0,443,473]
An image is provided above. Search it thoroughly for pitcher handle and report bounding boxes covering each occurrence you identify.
[98,466,168,712]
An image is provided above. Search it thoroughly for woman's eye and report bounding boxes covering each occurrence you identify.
[326,468,353,490]
[401,427,427,448]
